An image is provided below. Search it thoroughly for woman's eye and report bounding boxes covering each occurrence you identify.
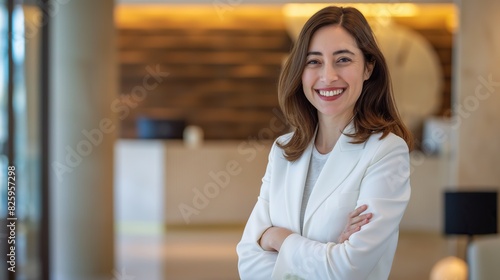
[306,60,320,65]
[337,57,352,63]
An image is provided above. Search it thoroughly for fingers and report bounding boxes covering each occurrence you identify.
[338,222,366,243]
[348,205,372,225]
[338,205,373,243]
[349,212,373,226]
[349,204,368,218]
[347,216,370,231]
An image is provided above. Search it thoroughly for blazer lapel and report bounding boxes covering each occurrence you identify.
[303,124,365,226]
[283,138,314,234]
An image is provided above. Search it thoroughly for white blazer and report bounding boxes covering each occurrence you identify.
[236,125,411,280]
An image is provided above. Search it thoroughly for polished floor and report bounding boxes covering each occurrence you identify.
[116,227,241,280]
[116,226,459,280]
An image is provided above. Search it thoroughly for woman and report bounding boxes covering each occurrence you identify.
[237,6,413,280]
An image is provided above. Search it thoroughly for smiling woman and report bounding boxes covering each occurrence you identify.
[283,3,455,148]
[276,6,413,162]
[237,6,413,279]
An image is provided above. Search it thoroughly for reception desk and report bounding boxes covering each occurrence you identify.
[115,139,450,232]
[115,139,271,227]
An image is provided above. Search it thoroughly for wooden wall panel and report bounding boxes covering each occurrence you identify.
[116,6,453,140]
[117,7,292,139]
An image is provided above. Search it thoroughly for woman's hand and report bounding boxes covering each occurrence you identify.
[259,226,293,252]
[337,204,372,243]
[259,205,371,251]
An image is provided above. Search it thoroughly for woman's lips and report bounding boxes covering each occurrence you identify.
[315,88,345,100]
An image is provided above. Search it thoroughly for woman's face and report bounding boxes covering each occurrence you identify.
[302,24,373,124]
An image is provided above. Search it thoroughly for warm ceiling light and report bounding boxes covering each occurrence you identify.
[282,3,458,40]
[282,3,419,19]
[282,3,420,40]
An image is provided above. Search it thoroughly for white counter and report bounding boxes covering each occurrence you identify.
[115,139,450,232]
[114,139,271,227]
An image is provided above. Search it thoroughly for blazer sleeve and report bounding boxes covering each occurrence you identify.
[236,141,279,279]
[272,135,411,279]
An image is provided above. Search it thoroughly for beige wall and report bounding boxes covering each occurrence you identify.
[453,0,500,189]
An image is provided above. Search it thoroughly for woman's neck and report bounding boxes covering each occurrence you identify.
[315,114,353,154]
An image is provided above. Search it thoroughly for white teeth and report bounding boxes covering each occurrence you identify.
[318,89,344,97]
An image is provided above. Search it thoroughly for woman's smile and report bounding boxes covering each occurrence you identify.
[315,87,346,100]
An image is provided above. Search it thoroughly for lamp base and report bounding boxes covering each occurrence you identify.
[430,256,468,280]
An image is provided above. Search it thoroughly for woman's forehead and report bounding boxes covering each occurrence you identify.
[308,25,361,54]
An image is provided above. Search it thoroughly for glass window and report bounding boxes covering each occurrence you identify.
[1,1,45,279]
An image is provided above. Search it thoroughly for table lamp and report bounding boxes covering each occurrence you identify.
[444,190,498,249]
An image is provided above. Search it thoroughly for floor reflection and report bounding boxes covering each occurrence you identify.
[116,227,451,280]
[116,227,241,280]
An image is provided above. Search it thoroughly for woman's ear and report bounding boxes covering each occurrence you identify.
[364,61,375,81]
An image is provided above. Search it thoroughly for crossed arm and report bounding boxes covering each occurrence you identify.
[259,204,372,252]
[238,136,410,279]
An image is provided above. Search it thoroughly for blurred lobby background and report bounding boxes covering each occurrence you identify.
[0,0,499,279]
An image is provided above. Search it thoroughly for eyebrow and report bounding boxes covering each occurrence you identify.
[306,49,356,56]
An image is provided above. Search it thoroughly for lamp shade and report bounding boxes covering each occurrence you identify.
[444,191,498,235]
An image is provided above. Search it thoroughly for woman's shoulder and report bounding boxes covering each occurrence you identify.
[267,131,295,160]
[369,131,407,145]
[275,131,294,146]
[365,131,410,156]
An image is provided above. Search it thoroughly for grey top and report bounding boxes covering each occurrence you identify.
[300,145,330,233]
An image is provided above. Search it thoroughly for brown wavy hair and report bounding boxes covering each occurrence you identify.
[277,6,413,161]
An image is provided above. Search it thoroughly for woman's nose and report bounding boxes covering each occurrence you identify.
[320,65,338,83]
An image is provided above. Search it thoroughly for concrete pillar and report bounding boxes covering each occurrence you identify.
[50,0,117,279]
[452,0,500,188]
